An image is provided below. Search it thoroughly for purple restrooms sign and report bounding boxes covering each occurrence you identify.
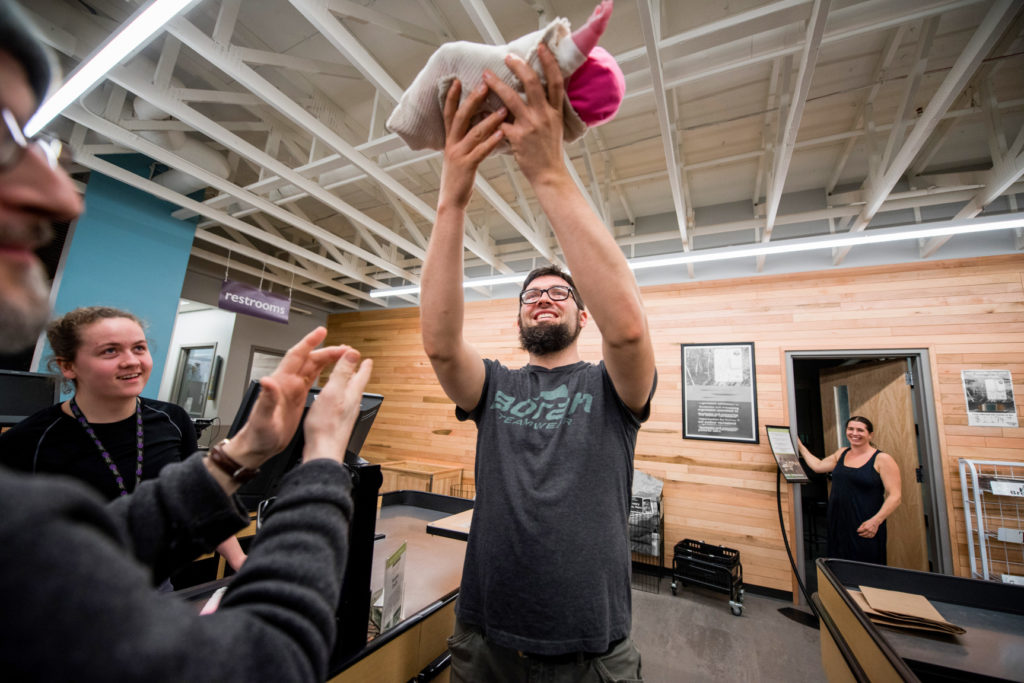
[218,280,291,323]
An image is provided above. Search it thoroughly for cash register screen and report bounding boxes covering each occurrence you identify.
[766,425,809,484]
[226,380,383,511]
[0,370,59,428]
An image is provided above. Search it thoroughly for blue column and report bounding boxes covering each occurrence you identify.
[39,155,197,399]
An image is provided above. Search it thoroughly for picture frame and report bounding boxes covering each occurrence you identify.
[170,343,218,418]
[681,342,759,443]
[245,346,286,387]
[961,369,1018,428]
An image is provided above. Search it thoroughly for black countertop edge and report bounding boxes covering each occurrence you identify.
[381,490,474,515]
[329,588,459,674]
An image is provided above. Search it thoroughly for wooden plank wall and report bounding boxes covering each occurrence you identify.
[325,254,1024,593]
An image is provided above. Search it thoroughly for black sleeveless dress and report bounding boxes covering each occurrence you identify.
[827,448,887,564]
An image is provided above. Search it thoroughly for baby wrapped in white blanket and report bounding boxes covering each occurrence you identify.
[386,0,623,152]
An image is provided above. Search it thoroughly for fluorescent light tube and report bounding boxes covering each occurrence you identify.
[368,213,1024,299]
[628,213,1024,271]
[25,0,200,137]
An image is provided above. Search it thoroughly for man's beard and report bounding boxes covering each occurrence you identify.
[519,318,581,356]
[0,258,51,353]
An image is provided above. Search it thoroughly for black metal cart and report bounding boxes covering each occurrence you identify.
[670,539,744,616]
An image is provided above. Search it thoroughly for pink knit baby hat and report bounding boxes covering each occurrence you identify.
[567,0,625,126]
[567,47,625,126]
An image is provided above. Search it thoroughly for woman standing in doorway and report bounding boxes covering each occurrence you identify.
[797,416,902,565]
[0,306,246,572]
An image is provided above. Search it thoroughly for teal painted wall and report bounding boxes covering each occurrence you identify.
[39,156,196,399]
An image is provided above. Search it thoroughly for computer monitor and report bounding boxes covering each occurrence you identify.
[226,379,384,663]
[226,380,384,511]
[0,369,60,428]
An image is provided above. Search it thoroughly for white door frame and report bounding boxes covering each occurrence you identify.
[785,348,953,596]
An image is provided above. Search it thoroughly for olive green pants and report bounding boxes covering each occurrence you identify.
[448,618,643,683]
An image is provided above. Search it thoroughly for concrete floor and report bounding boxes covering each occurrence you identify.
[631,577,826,683]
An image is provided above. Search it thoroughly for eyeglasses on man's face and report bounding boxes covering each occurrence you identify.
[1,107,69,173]
[520,285,575,305]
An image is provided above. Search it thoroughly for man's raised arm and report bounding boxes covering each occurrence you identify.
[484,46,655,413]
[420,80,507,412]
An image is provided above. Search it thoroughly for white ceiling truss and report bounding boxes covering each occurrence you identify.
[20,0,1024,313]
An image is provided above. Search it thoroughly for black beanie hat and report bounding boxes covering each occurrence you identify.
[0,2,55,106]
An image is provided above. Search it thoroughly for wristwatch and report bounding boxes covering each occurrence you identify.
[208,438,261,484]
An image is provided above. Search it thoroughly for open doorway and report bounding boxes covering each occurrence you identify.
[786,350,952,596]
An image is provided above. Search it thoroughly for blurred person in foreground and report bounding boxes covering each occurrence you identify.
[0,4,372,680]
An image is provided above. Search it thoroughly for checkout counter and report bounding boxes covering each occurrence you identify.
[813,558,1024,682]
[327,490,471,682]
[178,463,473,683]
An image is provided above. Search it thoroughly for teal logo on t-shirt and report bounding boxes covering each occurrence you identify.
[489,385,593,429]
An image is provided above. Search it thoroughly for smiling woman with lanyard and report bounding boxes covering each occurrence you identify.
[0,306,247,574]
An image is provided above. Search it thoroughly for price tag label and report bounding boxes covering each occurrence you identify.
[381,541,407,632]
[990,481,1024,497]
[996,528,1024,544]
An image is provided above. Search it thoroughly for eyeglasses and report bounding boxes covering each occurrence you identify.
[1,107,68,172]
[520,285,575,305]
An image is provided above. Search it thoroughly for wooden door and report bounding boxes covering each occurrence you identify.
[819,359,929,571]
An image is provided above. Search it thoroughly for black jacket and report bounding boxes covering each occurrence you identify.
[0,454,353,682]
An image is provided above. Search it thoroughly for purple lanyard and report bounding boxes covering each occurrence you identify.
[69,398,144,496]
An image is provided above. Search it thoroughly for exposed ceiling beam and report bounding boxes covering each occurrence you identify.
[190,246,356,309]
[327,0,440,47]
[459,0,505,43]
[101,61,430,274]
[290,0,557,277]
[172,135,416,219]
[832,0,1019,265]
[165,17,455,263]
[636,0,689,250]
[74,152,386,307]
[288,0,406,102]
[754,56,784,224]
[64,100,419,288]
[910,7,1024,177]
[617,0,814,71]
[880,18,938,174]
[247,214,333,280]
[920,122,1024,257]
[622,0,989,102]
[580,135,608,225]
[591,128,635,226]
[232,46,362,79]
[759,0,830,274]
[22,0,1023,314]
[193,230,362,307]
[826,25,906,195]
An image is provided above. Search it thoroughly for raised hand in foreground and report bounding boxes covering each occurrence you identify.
[303,346,373,464]
[204,327,348,492]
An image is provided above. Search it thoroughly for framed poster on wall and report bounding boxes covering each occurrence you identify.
[961,369,1018,428]
[682,342,758,443]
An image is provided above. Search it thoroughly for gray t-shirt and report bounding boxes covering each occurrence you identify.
[455,359,654,655]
